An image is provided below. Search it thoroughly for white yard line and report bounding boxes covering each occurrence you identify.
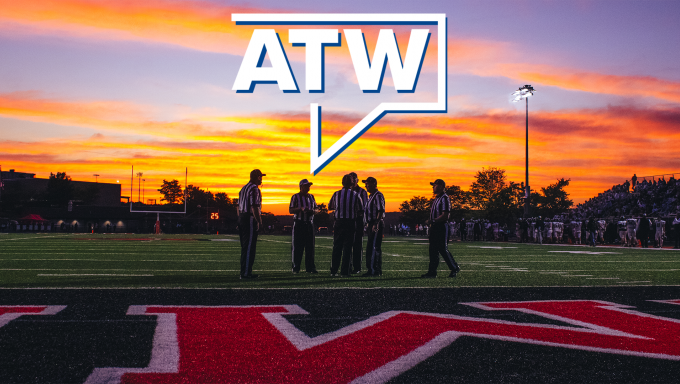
[37,274,154,277]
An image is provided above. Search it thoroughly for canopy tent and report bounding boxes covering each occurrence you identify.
[18,214,49,223]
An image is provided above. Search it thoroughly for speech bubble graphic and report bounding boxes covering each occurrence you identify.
[232,14,448,175]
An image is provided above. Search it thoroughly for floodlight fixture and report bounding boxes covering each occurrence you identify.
[511,84,535,102]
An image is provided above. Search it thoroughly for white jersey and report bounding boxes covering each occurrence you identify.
[617,221,627,232]
[655,220,665,235]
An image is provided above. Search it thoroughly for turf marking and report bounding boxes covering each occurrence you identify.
[0,305,66,328]
[618,281,652,284]
[467,246,518,249]
[37,274,154,277]
[0,234,76,242]
[549,251,621,255]
[586,277,620,280]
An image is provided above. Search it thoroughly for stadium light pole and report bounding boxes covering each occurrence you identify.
[512,85,536,217]
[93,174,99,183]
[136,172,143,202]
[142,179,146,204]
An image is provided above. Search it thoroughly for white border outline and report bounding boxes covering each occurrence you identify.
[0,305,65,328]
[85,301,680,384]
[231,14,447,174]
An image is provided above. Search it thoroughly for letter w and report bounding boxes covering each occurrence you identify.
[345,29,430,93]
[85,301,680,384]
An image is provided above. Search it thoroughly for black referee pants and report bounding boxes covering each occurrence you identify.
[331,219,355,275]
[352,217,364,272]
[291,220,316,272]
[428,223,459,275]
[366,221,383,275]
[238,214,258,277]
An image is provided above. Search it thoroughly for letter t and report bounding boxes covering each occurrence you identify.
[289,30,341,92]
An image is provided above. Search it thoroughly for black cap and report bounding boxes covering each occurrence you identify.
[250,169,266,178]
[362,176,377,184]
[299,179,313,187]
[430,179,445,187]
[342,174,354,187]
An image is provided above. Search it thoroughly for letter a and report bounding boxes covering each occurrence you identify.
[232,30,299,93]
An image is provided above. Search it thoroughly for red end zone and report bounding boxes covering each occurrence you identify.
[76,300,680,384]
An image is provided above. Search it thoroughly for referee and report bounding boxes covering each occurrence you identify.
[362,177,385,277]
[289,179,318,274]
[422,179,461,278]
[328,174,363,276]
[349,172,368,274]
[238,169,265,279]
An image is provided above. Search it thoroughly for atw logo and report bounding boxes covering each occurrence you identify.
[68,300,680,384]
[231,14,447,175]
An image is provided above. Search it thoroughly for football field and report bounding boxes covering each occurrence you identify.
[0,233,678,288]
[2,233,680,383]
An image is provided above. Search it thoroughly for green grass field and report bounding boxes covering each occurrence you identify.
[0,233,679,288]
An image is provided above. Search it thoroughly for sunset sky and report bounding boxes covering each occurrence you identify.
[1,0,679,214]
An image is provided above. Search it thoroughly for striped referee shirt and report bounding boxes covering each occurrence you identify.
[238,182,261,215]
[365,190,385,223]
[329,188,362,219]
[352,186,369,212]
[290,192,317,222]
[430,193,451,222]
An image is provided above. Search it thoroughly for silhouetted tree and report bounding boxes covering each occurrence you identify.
[469,167,507,211]
[46,172,74,206]
[158,179,184,204]
[399,196,431,227]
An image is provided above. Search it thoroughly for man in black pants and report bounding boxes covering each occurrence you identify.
[638,214,651,248]
[422,179,461,278]
[289,179,318,274]
[349,172,368,274]
[362,177,385,277]
[328,175,363,277]
[238,169,265,279]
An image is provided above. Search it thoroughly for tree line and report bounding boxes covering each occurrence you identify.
[399,167,573,227]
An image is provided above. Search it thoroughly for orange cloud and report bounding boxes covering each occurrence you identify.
[2,91,680,214]
[0,0,264,54]
[496,64,680,104]
[3,2,678,105]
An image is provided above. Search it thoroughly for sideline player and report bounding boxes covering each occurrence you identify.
[617,216,627,246]
[421,179,461,278]
[289,179,318,274]
[328,175,363,277]
[238,169,264,279]
[349,172,368,274]
[655,217,666,248]
[362,177,385,277]
[626,217,638,247]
